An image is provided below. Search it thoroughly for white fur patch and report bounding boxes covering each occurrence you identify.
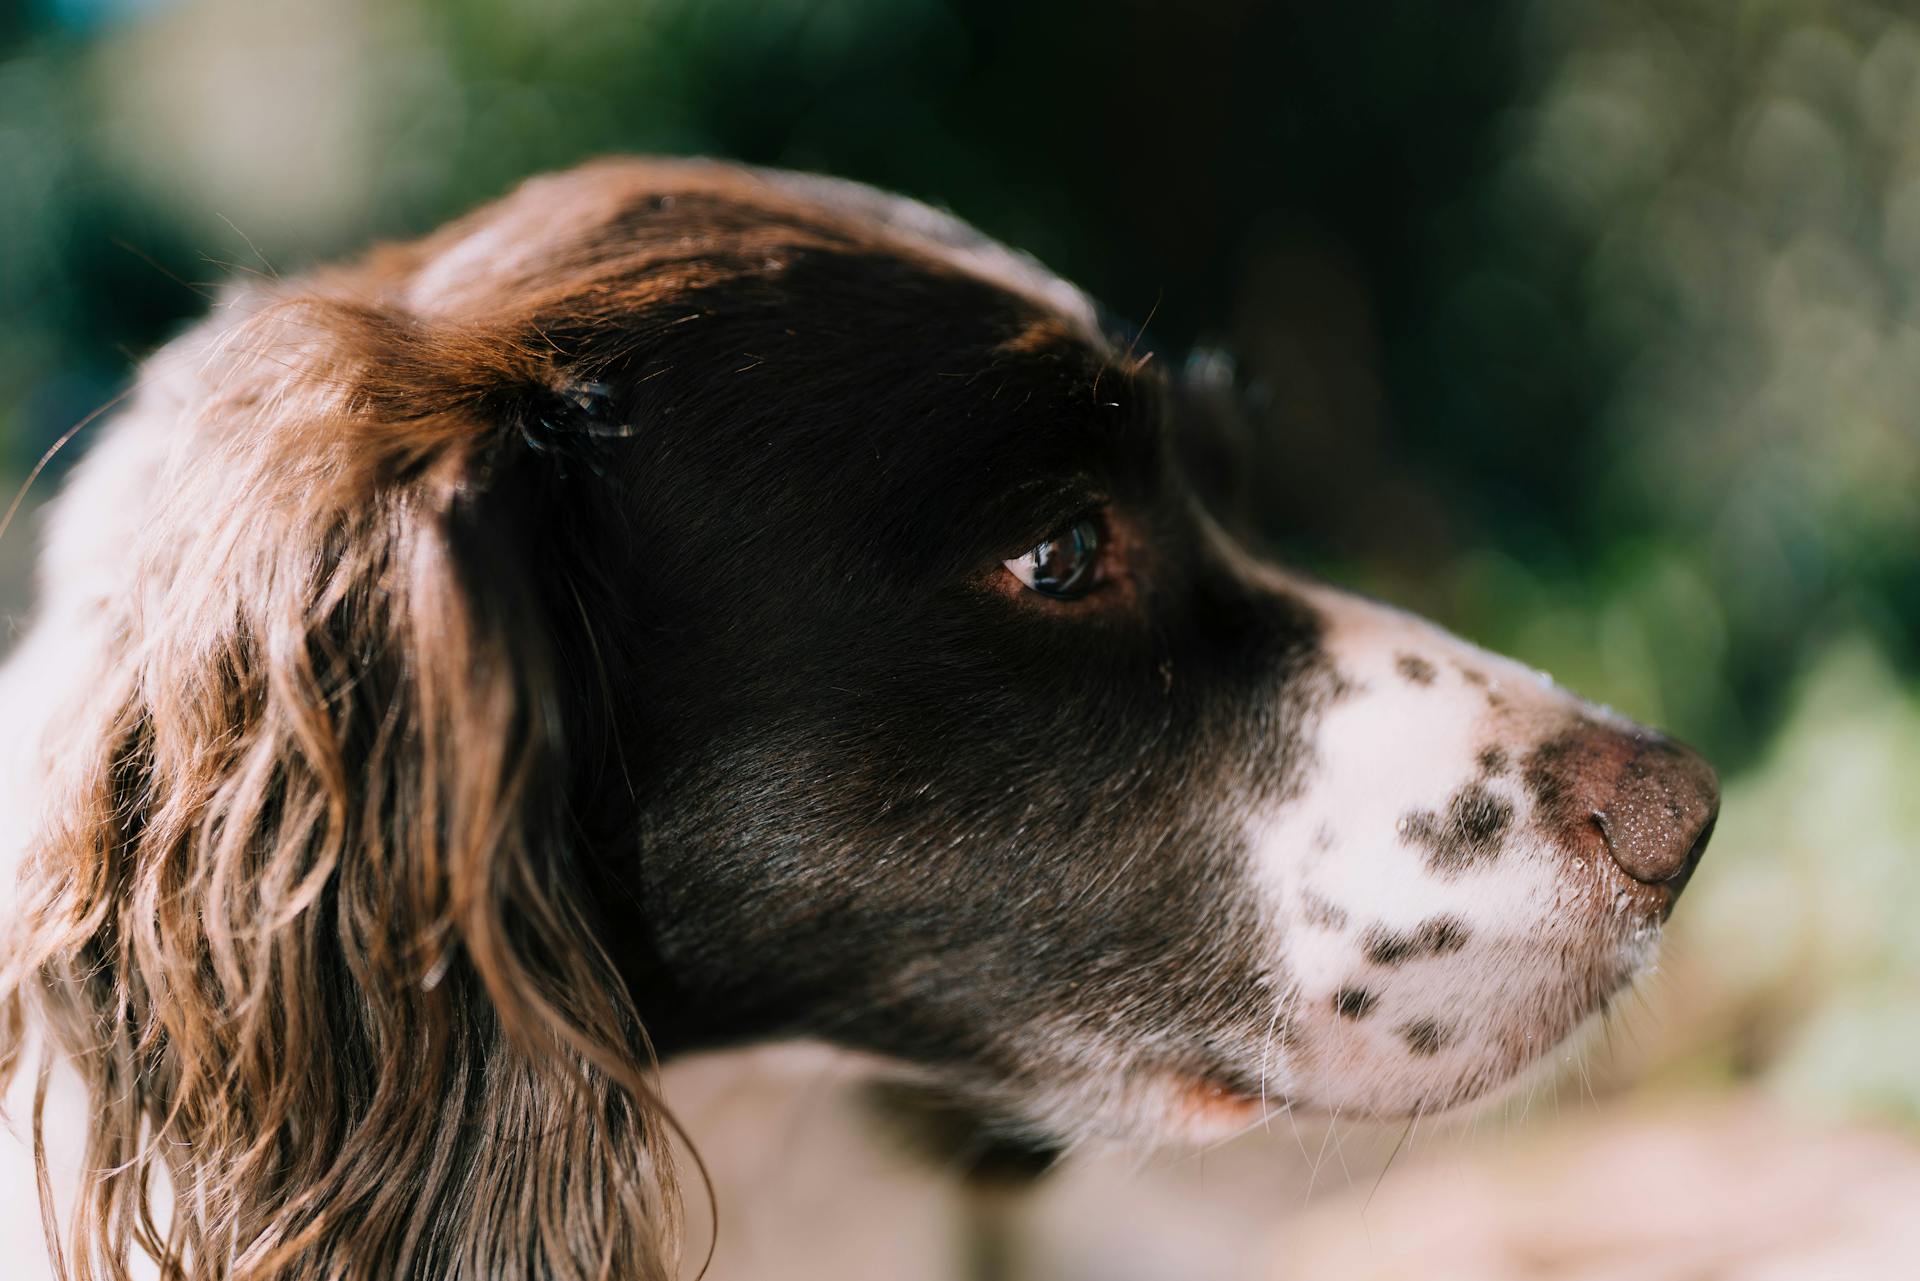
[1236,576,1656,1116]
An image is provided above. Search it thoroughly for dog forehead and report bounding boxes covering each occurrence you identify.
[755,168,1105,342]
[406,157,1107,347]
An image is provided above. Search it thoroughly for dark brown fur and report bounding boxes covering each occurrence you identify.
[0,159,1331,1280]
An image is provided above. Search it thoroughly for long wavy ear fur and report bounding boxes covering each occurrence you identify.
[0,286,678,1280]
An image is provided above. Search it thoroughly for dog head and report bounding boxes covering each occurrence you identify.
[472,161,1715,1134]
[3,158,1716,1278]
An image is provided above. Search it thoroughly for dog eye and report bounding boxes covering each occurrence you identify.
[1005,518,1101,600]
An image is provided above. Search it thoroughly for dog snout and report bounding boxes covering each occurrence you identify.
[1559,728,1720,892]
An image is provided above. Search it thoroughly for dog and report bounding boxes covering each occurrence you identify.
[0,158,1718,1280]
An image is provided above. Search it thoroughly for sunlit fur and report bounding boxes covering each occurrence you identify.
[0,285,681,1279]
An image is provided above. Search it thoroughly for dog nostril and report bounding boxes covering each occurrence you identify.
[1590,738,1719,887]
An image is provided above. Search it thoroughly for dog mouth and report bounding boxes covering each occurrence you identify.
[1156,1064,1280,1138]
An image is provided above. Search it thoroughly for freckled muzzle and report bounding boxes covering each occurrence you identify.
[1224,571,1733,1122]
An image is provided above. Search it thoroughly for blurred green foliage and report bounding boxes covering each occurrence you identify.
[2,0,1916,768]
[1704,639,1920,1126]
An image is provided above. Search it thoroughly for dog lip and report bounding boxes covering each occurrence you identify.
[1174,1060,1271,1106]
[1164,1067,1272,1133]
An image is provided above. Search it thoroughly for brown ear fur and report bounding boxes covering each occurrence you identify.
[0,286,679,1280]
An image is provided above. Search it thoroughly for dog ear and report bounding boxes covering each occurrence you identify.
[1,290,682,1280]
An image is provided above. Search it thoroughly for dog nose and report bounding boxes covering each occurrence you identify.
[1588,733,1719,889]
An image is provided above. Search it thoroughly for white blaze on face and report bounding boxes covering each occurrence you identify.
[1240,576,1645,1116]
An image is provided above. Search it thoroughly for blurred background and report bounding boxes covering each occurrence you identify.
[3,0,1918,1276]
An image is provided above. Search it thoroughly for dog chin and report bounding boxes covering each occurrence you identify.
[1284,936,1663,1123]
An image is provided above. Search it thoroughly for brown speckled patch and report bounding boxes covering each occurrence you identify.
[1399,1018,1448,1056]
[1395,654,1438,686]
[1301,891,1349,931]
[1362,916,1470,966]
[1399,783,1513,874]
[1333,987,1379,1019]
